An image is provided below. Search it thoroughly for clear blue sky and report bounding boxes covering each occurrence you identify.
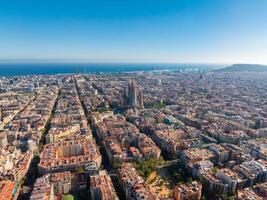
[0,0,267,64]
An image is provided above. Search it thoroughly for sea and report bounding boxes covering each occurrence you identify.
[0,63,221,76]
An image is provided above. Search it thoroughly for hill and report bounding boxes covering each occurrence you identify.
[216,64,267,72]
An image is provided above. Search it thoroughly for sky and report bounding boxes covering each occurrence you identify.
[0,0,267,64]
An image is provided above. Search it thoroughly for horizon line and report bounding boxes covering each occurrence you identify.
[1,59,267,66]
[0,59,236,66]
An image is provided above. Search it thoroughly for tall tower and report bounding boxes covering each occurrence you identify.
[0,106,2,122]
[138,89,144,109]
[130,80,138,107]
[124,80,144,109]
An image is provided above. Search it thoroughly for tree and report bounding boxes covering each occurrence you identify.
[62,194,74,200]
[75,166,85,174]
[134,157,164,180]
[229,196,236,200]
[40,128,46,135]
[212,167,219,174]
[113,162,122,169]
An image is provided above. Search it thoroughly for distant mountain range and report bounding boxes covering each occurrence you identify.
[216,64,267,72]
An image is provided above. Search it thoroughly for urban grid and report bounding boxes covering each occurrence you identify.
[1,70,267,200]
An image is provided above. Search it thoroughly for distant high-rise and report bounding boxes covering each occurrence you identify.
[124,80,144,109]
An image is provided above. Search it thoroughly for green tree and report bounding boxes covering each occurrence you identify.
[134,157,164,180]
[75,166,85,174]
[113,162,122,169]
[62,194,74,200]
[212,167,219,174]
[40,128,46,135]
[229,196,236,200]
